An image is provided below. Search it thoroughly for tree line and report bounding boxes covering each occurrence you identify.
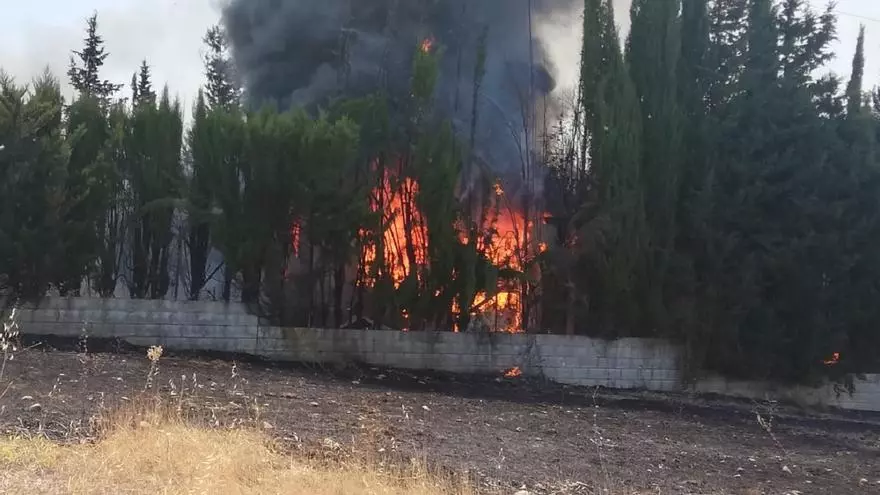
[2,1,879,388]
[545,0,880,387]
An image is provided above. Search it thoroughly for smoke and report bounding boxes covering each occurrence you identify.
[222,0,580,185]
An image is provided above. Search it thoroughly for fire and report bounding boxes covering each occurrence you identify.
[360,173,428,288]
[420,37,434,53]
[503,367,522,378]
[357,161,545,333]
[290,220,302,257]
[823,352,840,366]
[493,182,505,196]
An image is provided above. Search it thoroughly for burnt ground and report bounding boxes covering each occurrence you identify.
[1,336,879,495]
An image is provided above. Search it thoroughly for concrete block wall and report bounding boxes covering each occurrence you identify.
[694,373,880,412]
[18,297,260,354]
[13,298,880,412]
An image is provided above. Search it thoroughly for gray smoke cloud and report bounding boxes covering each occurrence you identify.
[222,0,579,190]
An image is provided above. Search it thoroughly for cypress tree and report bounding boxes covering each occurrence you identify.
[626,0,684,330]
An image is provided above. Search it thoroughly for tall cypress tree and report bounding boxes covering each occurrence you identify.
[572,0,646,335]
[626,0,684,329]
[186,91,213,300]
[127,87,183,299]
[846,26,866,117]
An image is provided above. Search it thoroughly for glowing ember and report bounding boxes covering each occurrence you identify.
[420,37,434,53]
[823,352,840,366]
[290,220,302,256]
[503,367,522,378]
[493,182,505,196]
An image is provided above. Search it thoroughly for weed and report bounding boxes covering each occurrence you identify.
[144,345,163,391]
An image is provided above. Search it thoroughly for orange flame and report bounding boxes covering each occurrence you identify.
[361,173,427,288]
[290,221,302,257]
[358,161,545,333]
[823,352,840,366]
[503,367,522,378]
[493,182,505,197]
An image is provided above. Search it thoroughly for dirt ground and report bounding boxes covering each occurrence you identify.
[1,337,878,495]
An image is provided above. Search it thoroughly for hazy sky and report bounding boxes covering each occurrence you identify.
[1,0,878,112]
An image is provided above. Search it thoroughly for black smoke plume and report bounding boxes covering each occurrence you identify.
[222,0,577,187]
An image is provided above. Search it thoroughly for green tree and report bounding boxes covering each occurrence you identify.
[127,88,183,299]
[203,26,240,110]
[57,93,115,296]
[573,0,646,335]
[92,102,129,297]
[199,107,247,303]
[133,60,157,108]
[0,72,72,301]
[626,0,684,330]
[185,91,214,300]
[67,13,122,103]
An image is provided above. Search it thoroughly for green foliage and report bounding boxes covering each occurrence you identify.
[127,88,184,299]
[550,0,880,385]
[627,0,685,329]
[67,13,122,104]
[0,73,74,300]
[185,90,214,300]
[57,94,114,296]
[203,25,241,111]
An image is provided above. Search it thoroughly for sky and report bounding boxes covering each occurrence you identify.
[1,0,878,113]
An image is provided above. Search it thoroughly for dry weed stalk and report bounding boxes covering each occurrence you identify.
[0,308,20,386]
[754,398,790,459]
[144,345,164,391]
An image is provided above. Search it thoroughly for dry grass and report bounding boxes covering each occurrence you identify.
[0,338,476,495]
[0,400,475,495]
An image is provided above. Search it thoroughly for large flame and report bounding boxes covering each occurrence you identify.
[356,166,543,333]
[360,173,427,288]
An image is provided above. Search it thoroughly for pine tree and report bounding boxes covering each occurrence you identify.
[706,0,749,117]
[135,60,156,107]
[67,13,122,104]
[203,26,240,110]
